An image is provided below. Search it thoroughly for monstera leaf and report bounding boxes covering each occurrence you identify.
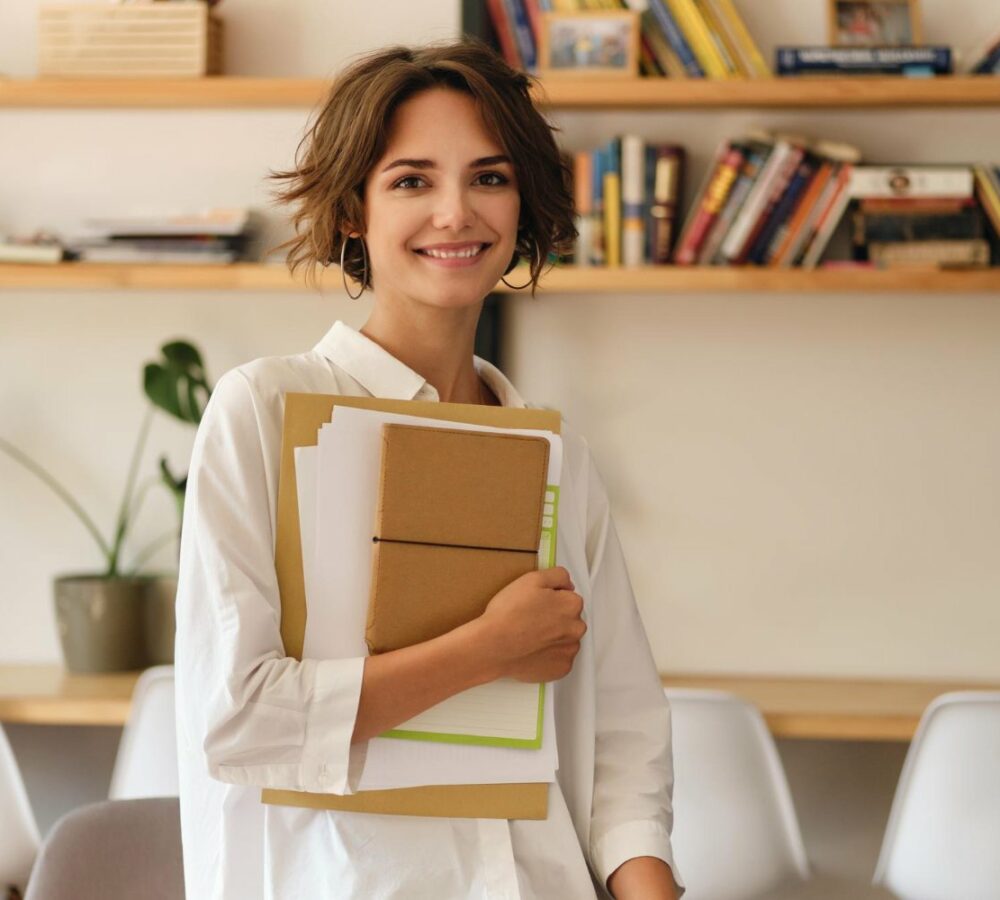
[143,341,211,426]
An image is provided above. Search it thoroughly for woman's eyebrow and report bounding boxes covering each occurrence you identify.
[380,154,512,173]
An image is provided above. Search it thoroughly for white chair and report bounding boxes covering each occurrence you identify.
[874,690,1000,900]
[108,666,179,800]
[0,724,39,898]
[665,688,810,900]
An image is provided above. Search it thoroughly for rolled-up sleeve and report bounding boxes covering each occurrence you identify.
[583,443,685,896]
[174,369,364,796]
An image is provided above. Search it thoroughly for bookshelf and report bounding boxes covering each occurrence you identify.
[4,261,1000,293]
[4,75,1000,109]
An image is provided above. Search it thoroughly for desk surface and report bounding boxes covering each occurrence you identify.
[1,665,996,740]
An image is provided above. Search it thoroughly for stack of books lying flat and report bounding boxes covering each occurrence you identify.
[65,207,253,264]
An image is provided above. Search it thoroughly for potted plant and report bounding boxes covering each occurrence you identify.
[0,340,211,673]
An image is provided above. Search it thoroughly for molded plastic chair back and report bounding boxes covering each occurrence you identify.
[874,690,1000,900]
[24,797,182,900]
[108,665,178,800]
[665,688,810,900]
[0,724,39,896]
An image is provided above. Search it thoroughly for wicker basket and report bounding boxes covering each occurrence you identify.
[38,1,222,78]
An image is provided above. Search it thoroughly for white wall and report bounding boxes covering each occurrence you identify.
[2,0,999,881]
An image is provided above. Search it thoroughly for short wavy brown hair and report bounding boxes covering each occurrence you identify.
[268,38,577,296]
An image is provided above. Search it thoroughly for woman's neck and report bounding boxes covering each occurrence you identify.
[360,301,488,405]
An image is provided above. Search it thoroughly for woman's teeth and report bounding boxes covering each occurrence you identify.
[419,244,485,259]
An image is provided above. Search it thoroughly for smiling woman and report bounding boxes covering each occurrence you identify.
[175,37,682,900]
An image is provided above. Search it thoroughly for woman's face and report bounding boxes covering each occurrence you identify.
[361,87,521,313]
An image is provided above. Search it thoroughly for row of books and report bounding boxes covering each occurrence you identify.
[568,131,1000,269]
[0,208,254,265]
[485,0,771,78]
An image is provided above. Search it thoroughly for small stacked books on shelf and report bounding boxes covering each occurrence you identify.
[571,137,685,266]
[0,231,65,264]
[673,132,861,268]
[849,166,996,268]
[65,207,253,264]
[967,29,1000,73]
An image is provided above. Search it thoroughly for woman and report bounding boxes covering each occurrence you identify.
[175,39,683,900]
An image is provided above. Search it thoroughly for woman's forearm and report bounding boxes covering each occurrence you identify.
[350,618,497,743]
[607,856,680,900]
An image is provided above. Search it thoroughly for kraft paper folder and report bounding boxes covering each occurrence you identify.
[262,392,561,819]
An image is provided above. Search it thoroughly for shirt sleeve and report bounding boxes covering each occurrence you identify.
[174,369,364,796]
[582,441,686,897]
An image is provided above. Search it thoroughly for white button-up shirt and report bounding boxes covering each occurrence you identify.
[175,321,683,899]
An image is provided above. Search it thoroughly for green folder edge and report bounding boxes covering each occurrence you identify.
[378,485,560,750]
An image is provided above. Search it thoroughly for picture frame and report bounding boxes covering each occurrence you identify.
[537,11,639,79]
[828,0,923,47]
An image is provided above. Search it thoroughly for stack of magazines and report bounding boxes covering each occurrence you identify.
[65,207,253,264]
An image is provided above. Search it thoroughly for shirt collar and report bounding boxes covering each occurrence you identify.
[313,320,527,409]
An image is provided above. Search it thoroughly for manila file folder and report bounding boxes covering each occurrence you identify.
[367,424,550,655]
[262,392,560,819]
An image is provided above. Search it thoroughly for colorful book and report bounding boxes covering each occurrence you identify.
[665,0,732,78]
[777,46,952,76]
[800,164,854,269]
[694,0,747,76]
[504,0,538,70]
[641,10,691,78]
[486,0,522,68]
[705,0,771,77]
[647,0,705,77]
[621,135,646,267]
[747,153,821,265]
[573,151,594,267]
[674,141,746,264]
[603,137,623,266]
[649,144,685,263]
[849,167,974,200]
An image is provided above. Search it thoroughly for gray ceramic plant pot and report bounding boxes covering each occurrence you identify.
[54,574,148,673]
[142,574,177,666]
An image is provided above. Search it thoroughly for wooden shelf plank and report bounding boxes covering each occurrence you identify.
[0,665,140,726]
[4,75,1000,110]
[1,664,994,737]
[661,673,1000,742]
[3,262,1000,293]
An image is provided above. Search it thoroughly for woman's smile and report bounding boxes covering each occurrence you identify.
[413,240,493,268]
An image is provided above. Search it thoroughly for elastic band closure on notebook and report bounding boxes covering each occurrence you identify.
[373,536,537,555]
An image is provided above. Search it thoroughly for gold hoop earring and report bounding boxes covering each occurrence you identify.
[500,242,539,290]
[340,235,368,300]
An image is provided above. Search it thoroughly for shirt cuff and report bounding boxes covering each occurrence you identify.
[591,820,685,898]
[299,656,366,795]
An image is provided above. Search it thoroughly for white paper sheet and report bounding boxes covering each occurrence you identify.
[295,410,562,790]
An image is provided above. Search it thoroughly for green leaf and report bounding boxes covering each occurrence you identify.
[143,340,212,425]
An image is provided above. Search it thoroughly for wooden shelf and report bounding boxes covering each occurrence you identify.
[3,261,1000,293]
[660,673,1000,742]
[3,75,1000,110]
[1,664,994,737]
[0,665,140,726]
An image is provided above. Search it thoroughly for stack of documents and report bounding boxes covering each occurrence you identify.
[295,404,563,793]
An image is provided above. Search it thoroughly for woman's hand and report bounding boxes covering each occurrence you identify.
[473,566,587,683]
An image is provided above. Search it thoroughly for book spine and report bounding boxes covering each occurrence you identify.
[574,151,594,266]
[849,166,974,200]
[639,32,666,76]
[647,0,705,76]
[665,0,731,78]
[621,135,646,267]
[486,0,522,68]
[800,165,854,269]
[709,0,771,76]
[521,0,544,44]
[674,144,745,264]
[649,145,684,263]
[973,165,1000,237]
[592,147,606,265]
[694,0,747,76]
[776,45,952,75]
[867,240,990,266]
[641,10,690,78]
[854,209,984,244]
[603,137,622,266]
[504,0,538,70]
[720,140,797,262]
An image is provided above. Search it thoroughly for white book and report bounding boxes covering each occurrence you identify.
[849,166,973,199]
[83,207,250,237]
[621,134,646,267]
[0,243,62,264]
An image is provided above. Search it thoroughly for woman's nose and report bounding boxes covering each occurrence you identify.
[432,186,476,231]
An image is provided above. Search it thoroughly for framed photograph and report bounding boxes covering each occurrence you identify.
[828,0,923,47]
[538,11,639,79]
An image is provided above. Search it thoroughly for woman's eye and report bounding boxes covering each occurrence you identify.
[393,175,425,190]
[477,171,509,187]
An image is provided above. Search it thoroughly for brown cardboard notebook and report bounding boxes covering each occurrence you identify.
[367,424,550,655]
[262,392,560,819]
